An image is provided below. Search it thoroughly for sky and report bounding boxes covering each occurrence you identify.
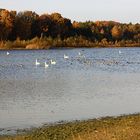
[0,0,140,23]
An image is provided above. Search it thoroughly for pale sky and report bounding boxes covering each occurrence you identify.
[0,0,139,23]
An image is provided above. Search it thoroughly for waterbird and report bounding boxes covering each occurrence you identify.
[50,59,56,65]
[78,52,85,57]
[64,54,69,59]
[35,59,40,66]
[45,61,49,68]
[119,50,122,54]
[17,64,24,68]
[6,52,9,55]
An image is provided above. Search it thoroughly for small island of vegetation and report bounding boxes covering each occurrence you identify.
[0,9,140,49]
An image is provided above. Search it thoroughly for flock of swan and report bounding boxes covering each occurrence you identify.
[35,54,69,68]
[35,50,122,69]
[6,50,122,69]
[6,51,69,68]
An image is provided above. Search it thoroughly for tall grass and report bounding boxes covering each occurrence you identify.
[0,37,52,50]
[0,36,140,50]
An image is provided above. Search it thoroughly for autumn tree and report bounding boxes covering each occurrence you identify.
[72,21,93,39]
[111,25,123,40]
[0,9,15,40]
[32,14,53,38]
[0,8,140,46]
[14,11,38,40]
[50,13,72,38]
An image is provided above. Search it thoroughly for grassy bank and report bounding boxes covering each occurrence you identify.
[1,114,140,140]
[0,37,140,50]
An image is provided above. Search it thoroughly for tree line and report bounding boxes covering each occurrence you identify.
[0,9,140,48]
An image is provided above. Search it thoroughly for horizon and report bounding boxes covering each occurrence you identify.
[0,0,140,24]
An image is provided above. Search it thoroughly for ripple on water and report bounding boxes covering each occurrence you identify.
[0,48,140,134]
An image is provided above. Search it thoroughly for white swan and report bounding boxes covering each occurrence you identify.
[35,59,40,66]
[78,52,81,55]
[50,59,56,65]
[64,54,69,59]
[78,52,85,59]
[119,50,122,54]
[7,52,9,55]
[45,61,49,68]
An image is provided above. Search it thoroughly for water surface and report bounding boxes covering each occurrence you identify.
[0,48,140,134]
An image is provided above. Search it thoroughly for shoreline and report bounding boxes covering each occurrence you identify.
[0,44,140,50]
[1,113,140,140]
[0,44,140,51]
[0,37,140,50]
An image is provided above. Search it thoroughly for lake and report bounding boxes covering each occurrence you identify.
[0,47,140,134]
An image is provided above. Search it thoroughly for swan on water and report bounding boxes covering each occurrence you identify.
[45,62,49,68]
[78,52,81,55]
[35,59,40,66]
[7,52,9,55]
[50,59,56,65]
[64,54,69,59]
[119,50,122,54]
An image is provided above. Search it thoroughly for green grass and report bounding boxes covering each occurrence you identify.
[1,114,140,140]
